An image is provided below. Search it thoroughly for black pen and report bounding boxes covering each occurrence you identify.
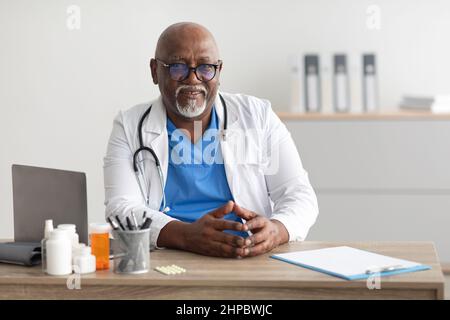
[139,211,148,229]
[126,216,136,231]
[115,215,126,231]
[107,217,119,230]
[140,217,152,230]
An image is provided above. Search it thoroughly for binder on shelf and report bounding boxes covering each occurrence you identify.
[333,54,350,112]
[304,55,321,112]
[362,53,378,112]
[320,54,333,114]
[349,52,363,113]
[288,54,304,113]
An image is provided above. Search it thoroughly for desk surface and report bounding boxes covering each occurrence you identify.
[0,241,445,300]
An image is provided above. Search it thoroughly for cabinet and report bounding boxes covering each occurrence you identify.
[280,112,450,263]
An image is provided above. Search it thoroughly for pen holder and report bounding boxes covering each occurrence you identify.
[111,229,150,274]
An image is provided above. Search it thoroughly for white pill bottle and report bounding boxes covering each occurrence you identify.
[57,224,79,248]
[46,229,72,276]
[73,246,96,274]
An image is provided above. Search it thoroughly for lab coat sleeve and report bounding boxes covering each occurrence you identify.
[103,111,177,250]
[262,103,319,241]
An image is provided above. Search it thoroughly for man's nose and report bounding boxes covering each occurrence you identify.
[183,67,202,85]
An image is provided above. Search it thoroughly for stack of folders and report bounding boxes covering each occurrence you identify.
[271,246,430,281]
[399,94,450,113]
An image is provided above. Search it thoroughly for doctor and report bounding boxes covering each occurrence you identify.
[104,22,318,258]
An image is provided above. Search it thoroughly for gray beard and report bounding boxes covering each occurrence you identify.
[176,97,207,118]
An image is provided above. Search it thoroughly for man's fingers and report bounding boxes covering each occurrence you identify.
[233,203,257,220]
[245,216,267,231]
[247,240,272,257]
[211,241,248,258]
[211,230,248,247]
[210,201,235,219]
[210,218,246,232]
[247,227,270,246]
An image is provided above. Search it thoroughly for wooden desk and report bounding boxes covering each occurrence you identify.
[0,241,444,300]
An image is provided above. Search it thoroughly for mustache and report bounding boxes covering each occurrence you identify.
[175,85,207,97]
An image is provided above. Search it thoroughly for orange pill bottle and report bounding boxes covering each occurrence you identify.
[89,223,111,270]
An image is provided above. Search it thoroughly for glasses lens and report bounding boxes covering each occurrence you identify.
[196,64,216,81]
[169,64,189,81]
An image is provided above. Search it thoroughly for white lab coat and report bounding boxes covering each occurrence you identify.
[103,92,319,249]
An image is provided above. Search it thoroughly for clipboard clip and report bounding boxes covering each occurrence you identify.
[365,264,406,274]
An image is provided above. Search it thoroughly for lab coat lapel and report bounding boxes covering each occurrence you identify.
[216,93,241,200]
[143,96,169,188]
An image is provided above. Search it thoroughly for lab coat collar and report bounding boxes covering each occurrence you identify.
[215,91,239,132]
[144,96,167,134]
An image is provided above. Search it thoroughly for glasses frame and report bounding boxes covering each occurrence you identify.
[155,58,222,82]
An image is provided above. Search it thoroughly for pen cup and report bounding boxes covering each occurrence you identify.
[111,229,150,274]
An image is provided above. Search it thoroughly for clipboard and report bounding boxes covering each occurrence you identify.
[270,246,431,281]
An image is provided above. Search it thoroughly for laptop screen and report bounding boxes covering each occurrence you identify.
[12,164,88,244]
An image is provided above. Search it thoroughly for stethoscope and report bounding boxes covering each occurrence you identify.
[133,93,228,212]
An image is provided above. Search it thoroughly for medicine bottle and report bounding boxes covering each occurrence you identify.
[72,243,86,265]
[46,229,72,276]
[89,223,111,270]
[57,224,79,249]
[73,246,96,274]
[41,219,54,273]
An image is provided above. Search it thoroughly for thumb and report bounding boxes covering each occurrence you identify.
[233,203,257,220]
[210,201,234,219]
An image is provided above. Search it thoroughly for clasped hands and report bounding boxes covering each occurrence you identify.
[180,201,289,258]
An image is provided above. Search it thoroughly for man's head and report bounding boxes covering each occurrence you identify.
[150,22,222,120]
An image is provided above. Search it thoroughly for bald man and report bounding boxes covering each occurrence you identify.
[104,22,318,258]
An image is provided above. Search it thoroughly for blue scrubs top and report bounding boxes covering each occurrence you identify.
[161,105,248,237]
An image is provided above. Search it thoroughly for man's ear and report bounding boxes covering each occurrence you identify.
[217,62,223,86]
[150,58,158,84]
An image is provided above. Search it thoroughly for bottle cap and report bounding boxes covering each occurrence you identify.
[80,247,92,256]
[89,223,111,234]
[57,224,76,232]
[44,220,54,239]
[49,229,71,240]
[74,243,86,251]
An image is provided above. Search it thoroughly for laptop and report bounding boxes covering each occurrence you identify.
[11,164,88,244]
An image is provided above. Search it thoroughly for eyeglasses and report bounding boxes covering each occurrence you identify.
[155,58,222,82]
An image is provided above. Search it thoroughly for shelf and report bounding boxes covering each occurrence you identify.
[276,110,450,121]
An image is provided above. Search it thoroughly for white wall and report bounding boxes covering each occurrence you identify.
[1,1,449,241]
